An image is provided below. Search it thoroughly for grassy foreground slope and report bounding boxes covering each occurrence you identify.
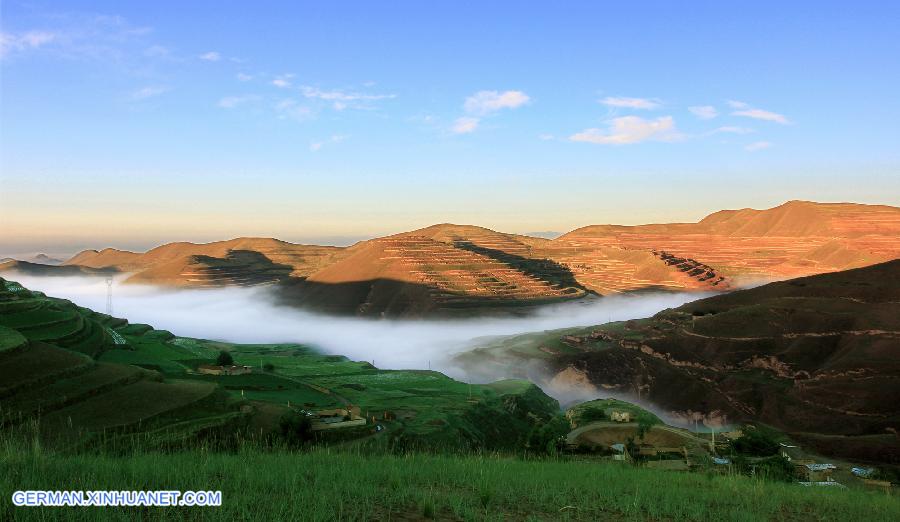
[2,445,899,521]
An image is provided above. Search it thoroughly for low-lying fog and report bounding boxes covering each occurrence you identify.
[8,273,711,405]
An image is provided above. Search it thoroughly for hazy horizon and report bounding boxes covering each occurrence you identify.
[5,198,900,258]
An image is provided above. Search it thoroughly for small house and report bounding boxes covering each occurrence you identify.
[610,410,632,423]
[197,364,253,376]
[801,463,836,482]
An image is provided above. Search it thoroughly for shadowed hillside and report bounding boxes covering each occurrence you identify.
[457,260,900,463]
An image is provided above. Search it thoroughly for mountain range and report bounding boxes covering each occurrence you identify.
[3,200,898,316]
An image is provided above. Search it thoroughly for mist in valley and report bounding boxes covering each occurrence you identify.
[7,272,712,409]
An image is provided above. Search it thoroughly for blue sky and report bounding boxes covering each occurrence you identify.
[1,1,899,253]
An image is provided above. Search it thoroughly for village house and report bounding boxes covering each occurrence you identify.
[800,463,836,482]
[310,405,366,431]
[197,364,253,376]
[610,410,632,422]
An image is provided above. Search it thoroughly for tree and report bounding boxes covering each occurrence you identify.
[263,363,274,372]
[527,415,571,455]
[279,413,313,445]
[636,412,655,440]
[216,350,234,366]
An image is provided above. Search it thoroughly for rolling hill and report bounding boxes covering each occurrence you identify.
[6,200,897,316]
[456,260,900,463]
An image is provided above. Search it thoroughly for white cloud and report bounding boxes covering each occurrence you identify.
[217,95,259,109]
[130,85,170,100]
[689,105,718,119]
[539,134,555,141]
[451,117,480,134]
[712,126,754,134]
[727,100,789,124]
[569,116,680,145]
[463,90,530,115]
[0,30,58,57]
[450,90,529,134]
[236,73,253,82]
[298,85,395,112]
[300,86,395,102]
[199,51,220,62]
[271,74,295,88]
[733,108,790,125]
[600,96,660,110]
[745,141,772,151]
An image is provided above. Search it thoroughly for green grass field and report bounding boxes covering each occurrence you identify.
[2,441,898,521]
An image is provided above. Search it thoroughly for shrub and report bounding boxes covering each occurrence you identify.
[279,413,313,445]
[731,428,780,457]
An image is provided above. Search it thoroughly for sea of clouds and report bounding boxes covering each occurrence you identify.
[7,273,710,405]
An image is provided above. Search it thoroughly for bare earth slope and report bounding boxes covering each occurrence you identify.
[550,201,900,289]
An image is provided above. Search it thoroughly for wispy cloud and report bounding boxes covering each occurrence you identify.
[463,90,530,115]
[538,134,555,141]
[236,73,253,82]
[745,141,772,151]
[217,95,259,108]
[729,100,790,124]
[309,135,348,152]
[130,85,170,100]
[451,90,530,134]
[299,85,396,111]
[274,98,312,121]
[600,96,660,110]
[199,51,221,61]
[0,30,59,57]
[688,105,718,119]
[451,117,480,134]
[1,14,153,62]
[712,126,754,134]
[569,116,680,145]
[271,74,294,88]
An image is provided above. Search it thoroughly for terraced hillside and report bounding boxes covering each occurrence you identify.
[0,279,249,449]
[551,201,900,285]
[283,226,588,316]
[457,260,900,463]
[0,277,561,451]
